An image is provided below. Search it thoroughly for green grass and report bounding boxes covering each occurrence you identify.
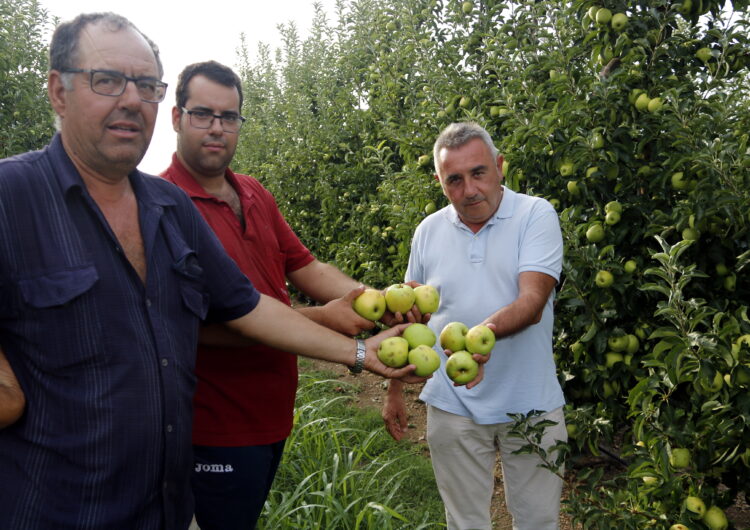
[258,362,445,529]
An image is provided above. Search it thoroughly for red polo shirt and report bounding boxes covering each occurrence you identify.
[162,155,315,446]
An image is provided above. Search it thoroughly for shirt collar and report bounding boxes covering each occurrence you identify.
[447,185,516,230]
[47,132,176,208]
[164,153,244,202]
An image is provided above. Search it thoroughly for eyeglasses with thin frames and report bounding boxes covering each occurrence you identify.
[61,69,167,103]
[181,107,246,134]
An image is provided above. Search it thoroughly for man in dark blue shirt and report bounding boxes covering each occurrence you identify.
[0,12,420,530]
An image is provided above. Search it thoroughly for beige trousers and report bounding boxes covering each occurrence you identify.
[426,405,567,530]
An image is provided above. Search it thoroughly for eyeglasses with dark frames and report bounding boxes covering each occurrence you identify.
[181,107,246,133]
[61,69,167,103]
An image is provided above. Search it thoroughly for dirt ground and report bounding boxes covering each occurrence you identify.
[303,359,750,530]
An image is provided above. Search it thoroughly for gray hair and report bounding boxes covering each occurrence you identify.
[433,122,499,175]
[50,12,163,78]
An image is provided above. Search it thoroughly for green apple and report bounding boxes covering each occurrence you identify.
[635,93,651,112]
[648,97,664,113]
[461,1,473,14]
[642,475,658,485]
[586,223,605,243]
[670,448,691,468]
[678,0,693,15]
[408,344,441,376]
[459,96,471,108]
[559,161,575,176]
[723,274,736,292]
[566,423,577,438]
[669,524,689,530]
[611,12,628,31]
[425,201,437,215]
[625,334,639,354]
[586,166,599,178]
[595,270,614,288]
[602,380,619,397]
[587,6,599,21]
[624,260,637,274]
[418,154,431,167]
[440,321,468,352]
[377,336,410,368]
[591,132,605,149]
[352,288,387,321]
[385,283,416,314]
[605,200,622,214]
[413,284,440,314]
[567,180,580,195]
[702,371,724,393]
[696,47,713,63]
[682,227,700,241]
[465,324,496,355]
[671,171,687,190]
[549,198,561,210]
[715,263,729,276]
[402,323,436,349]
[605,352,624,367]
[629,88,645,105]
[608,335,629,352]
[445,350,479,385]
[595,7,612,24]
[605,210,621,225]
[703,506,728,530]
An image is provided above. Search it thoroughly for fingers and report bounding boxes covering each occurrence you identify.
[345,285,366,302]
[463,364,485,390]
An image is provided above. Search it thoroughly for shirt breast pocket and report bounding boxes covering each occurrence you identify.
[15,265,103,372]
[172,251,209,321]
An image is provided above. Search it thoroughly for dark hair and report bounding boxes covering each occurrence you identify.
[49,12,163,78]
[175,61,244,111]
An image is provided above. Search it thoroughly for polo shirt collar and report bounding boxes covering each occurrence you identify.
[165,153,245,202]
[447,185,516,230]
[47,133,176,208]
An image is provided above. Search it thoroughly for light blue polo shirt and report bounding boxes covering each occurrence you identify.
[406,187,565,424]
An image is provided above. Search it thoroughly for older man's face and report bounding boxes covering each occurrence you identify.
[436,138,505,233]
[52,22,160,180]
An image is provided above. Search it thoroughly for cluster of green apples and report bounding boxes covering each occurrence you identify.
[352,283,440,322]
[439,322,496,385]
[680,495,729,530]
[352,284,443,376]
[377,323,441,376]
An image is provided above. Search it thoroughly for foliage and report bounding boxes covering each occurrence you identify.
[259,363,444,529]
[0,0,55,158]
[234,0,750,526]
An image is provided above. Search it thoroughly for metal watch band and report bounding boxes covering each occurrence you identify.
[349,339,366,374]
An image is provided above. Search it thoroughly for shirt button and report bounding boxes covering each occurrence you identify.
[161,358,169,367]
[146,298,152,307]
[166,424,173,433]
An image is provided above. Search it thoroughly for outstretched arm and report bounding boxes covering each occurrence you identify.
[0,347,25,428]
[226,294,427,383]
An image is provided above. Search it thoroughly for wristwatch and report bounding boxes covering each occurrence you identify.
[349,339,366,374]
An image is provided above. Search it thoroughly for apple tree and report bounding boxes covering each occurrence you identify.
[234,0,750,525]
[0,0,55,158]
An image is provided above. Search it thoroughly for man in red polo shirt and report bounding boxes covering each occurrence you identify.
[161,60,385,530]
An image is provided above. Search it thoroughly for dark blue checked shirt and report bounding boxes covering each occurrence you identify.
[0,134,260,530]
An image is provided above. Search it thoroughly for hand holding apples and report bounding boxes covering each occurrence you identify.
[441,321,497,388]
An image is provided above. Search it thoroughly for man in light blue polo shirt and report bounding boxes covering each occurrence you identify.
[383,122,567,530]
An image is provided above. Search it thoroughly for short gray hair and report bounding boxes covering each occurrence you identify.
[49,12,163,78]
[433,122,499,175]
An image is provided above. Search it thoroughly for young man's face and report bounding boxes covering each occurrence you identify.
[173,75,241,179]
[436,137,505,232]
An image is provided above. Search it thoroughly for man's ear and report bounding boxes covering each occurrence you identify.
[171,106,182,132]
[497,154,505,181]
[47,71,68,119]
